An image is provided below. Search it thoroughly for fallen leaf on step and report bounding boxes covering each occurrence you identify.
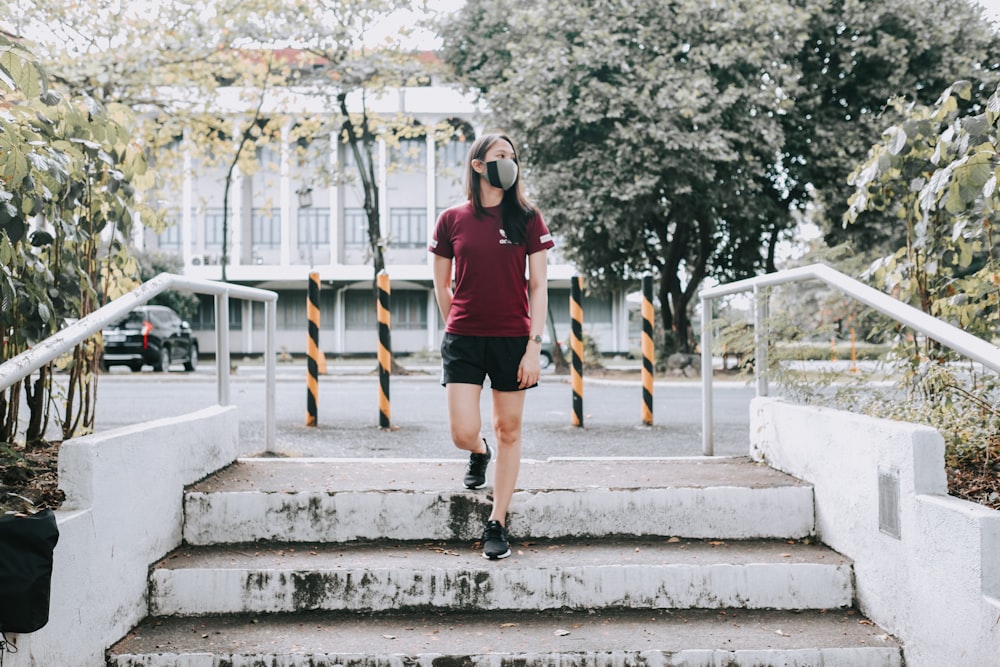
[554,629,571,636]
[774,629,790,637]
[859,620,874,626]
[500,623,518,628]
[383,635,396,640]
[667,537,681,543]
[878,634,890,641]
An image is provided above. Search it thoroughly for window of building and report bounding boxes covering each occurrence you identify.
[297,207,330,248]
[436,139,470,172]
[157,210,182,249]
[388,208,426,248]
[204,208,226,251]
[251,207,281,248]
[389,137,425,170]
[344,207,368,247]
[192,294,243,331]
[276,290,307,329]
[345,289,428,330]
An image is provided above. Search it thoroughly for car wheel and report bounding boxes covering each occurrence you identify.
[99,358,109,373]
[540,351,552,369]
[128,362,142,372]
[153,347,169,372]
[183,343,198,372]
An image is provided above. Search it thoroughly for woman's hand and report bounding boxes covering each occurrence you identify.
[517,348,542,389]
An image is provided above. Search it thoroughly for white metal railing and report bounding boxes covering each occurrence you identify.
[698,262,1000,455]
[0,273,278,451]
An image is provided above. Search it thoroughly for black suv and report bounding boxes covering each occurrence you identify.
[100,305,199,372]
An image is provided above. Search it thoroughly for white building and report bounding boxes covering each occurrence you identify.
[139,81,636,358]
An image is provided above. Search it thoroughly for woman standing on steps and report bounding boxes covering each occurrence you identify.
[429,132,554,560]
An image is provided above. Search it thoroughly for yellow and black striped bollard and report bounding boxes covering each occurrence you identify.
[641,274,655,425]
[377,270,392,429]
[306,271,321,426]
[570,275,584,427]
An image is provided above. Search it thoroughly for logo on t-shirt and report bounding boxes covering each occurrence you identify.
[499,229,514,245]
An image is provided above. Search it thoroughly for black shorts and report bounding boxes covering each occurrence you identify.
[440,333,534,391]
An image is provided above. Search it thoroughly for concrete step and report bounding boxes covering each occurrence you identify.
[149,538,852,616]
[182,457,815,544]
[106,608,902,667]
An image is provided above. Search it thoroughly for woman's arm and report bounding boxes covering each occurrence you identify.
[432,254,454,322]
[518,249,549,388]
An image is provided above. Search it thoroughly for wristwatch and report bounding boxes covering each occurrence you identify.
[530,334,543,344]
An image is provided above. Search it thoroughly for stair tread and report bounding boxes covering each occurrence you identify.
[108,608,898,657]
[156,538,845,571]
[187,456,806,494]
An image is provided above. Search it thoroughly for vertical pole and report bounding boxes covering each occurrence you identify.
[265,298,276,453]
[754,284,769,397]
[570,275,584,427]
[215,292,230,406]
[700,295,714,456]
[850,327,858,373]
[306,272,320,426]
[377,270,392,429]
[641,275,655,426]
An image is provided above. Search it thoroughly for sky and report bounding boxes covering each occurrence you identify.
[977,0,1000,21]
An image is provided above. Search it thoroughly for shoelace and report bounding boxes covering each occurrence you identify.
[0,632,17,666]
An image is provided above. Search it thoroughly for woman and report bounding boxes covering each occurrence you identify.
[429,132,554,560]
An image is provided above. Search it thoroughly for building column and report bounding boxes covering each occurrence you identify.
[279,121,293,266]
[425,132,436,244]
[182,140,194,265]
[377,138,388,241]
[329,130,340,266]
[425,132,438,351]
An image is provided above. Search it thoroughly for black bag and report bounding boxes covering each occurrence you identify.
[0,509,59,633]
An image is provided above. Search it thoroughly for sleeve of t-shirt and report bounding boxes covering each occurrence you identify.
[429,211,454,259]
[526,212,555,255]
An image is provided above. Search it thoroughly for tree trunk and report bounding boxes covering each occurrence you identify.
[24,369,49,447]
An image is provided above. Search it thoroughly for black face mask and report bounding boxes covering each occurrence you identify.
[484,158,518,190]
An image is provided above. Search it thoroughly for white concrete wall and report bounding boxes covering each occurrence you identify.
[749,397,1000,667]
[3,405,239,667]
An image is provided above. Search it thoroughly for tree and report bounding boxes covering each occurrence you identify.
[273,0,437,280]
[440,0,1000,352]
[782,0,1000,251]
[846,80,1000,342]
[0,36,148,444]
[440,0,810,352]
[8,0,445,284]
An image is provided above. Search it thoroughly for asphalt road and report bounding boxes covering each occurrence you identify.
[92,362,756,459]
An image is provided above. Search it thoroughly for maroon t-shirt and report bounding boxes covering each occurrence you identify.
[429,202,554,336]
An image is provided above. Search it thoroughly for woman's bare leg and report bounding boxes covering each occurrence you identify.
[446,383,487,453]
[489,388,526,524]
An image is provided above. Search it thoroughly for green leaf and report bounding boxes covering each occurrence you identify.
[0,48,44,97]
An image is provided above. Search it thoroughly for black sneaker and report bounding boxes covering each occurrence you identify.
[481,520,511,560]
[463,439,492,489]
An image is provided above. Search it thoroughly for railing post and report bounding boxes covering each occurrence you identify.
[265,298,276,453]
[700,295,714,456]
[215,292,231,406]
[754,284,769,397]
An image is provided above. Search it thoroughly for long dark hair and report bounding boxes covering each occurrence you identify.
[465,133,535,245]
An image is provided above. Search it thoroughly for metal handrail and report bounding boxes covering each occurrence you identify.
[0,273,278,451]
[698,262,1000,455]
